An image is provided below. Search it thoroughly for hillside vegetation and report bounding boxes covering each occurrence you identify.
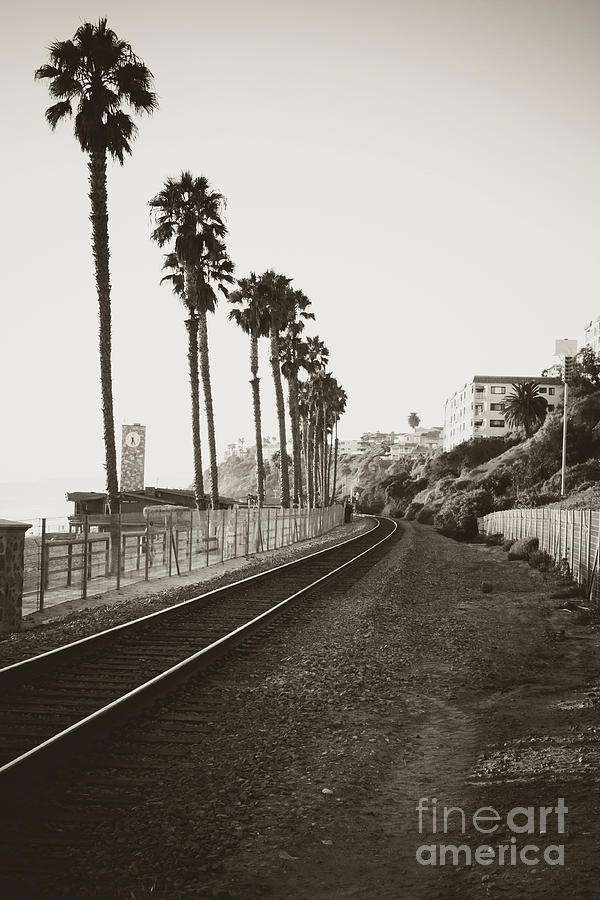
[354,378,600,539]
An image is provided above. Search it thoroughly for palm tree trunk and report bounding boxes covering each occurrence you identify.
[313,411,321,505]
[330,420,339,505]
[287,374,303,506]
[270,329,290,508]
[185,315,204,511]
[322,405,328,507]
[250,333,266,506]
[198,309,219,510]
[307,413,315,507]
[88,148,119,512]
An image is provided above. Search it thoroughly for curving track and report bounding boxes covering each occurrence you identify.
[0,515,397,802]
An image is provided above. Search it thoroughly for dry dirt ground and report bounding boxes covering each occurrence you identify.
[4,520,600,899]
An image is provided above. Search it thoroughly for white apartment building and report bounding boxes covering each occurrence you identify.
[443,376,563,451]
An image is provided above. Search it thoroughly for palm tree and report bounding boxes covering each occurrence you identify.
[302,338,329,507]
[229,273,271,506]
[149,172,234,509]
[158,253,205,511]
[408,412,421,432]
[257,271,295,508]
[503,382,548,437]
[279,290,315,507]
[35,19,157,511]
[329,381,348,504]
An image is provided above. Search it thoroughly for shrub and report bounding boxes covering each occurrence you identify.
[502,539,515,552]
[484,533,504,546]
[416,504,436,524]
[514,489,561,508]
[404,501,424,521]
[528,549,552,571]
[433,488,494,539]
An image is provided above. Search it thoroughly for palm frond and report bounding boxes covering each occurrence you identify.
[45,100,72,128]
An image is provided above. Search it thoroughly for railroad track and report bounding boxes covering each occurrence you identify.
[0,515,397,805]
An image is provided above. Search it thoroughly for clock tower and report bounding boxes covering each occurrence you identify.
[120,424,146,493]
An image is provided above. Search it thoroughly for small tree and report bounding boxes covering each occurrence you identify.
[408,412,420,432]
[575,346,600,386]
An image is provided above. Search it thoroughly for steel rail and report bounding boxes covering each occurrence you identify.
[0,516,397,802]
[0,517,380,687]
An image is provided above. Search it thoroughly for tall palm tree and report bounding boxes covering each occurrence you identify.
[504,382,548,437]
[257,270,295,508]
[158,253,205,511]
[279,290,315,507]
[329,381,348,504]
[149,172,234,509]
[302,337,329,507]
[35,19,157,511]
[229,273,271,506]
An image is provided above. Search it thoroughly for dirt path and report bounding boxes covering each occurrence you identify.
[5,520,600,899]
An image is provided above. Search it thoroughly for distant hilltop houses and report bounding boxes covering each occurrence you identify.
[223,436,281,462]
[338,427,443,458]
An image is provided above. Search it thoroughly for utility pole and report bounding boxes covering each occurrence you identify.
[555,339,577,497]
[560,375,569,497]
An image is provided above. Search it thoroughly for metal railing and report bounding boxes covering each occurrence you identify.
[22,505,345,615]
[479,507,600,602]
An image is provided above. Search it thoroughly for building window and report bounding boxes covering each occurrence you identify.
[548,387,555,395]
[475,386,484,393]
[474,420,483,427]
[490,386,506,394]
[539,387,547,393]
[490,419,505,427]
[490,403,505,411]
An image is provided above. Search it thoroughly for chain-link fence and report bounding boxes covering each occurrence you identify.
[22,505,345,615]
[479,507,600,603]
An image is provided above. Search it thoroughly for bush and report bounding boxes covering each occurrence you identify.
[528,549,551,571]
[484,533,504,546]
[514,489,561,508]
[433,488,494,539]
[502,539,515,552]
[416,504,436,524]
[404,501,424,521]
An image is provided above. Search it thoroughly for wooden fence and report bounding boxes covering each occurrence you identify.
[479,507,600,602]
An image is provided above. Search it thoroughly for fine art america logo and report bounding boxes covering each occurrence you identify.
[415,797,567,867]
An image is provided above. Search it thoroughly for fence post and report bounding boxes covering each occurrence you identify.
[116,513,122,590]
[274,507,278,549]
[587,509,593,589]
[220,510,225,563]
[246,504,250,557]
[82,515,89,601]
[206,506,211,567]
[39,518,47,611]
[144,520,150,581]
[267,507,271,551]
[168,513,173,577]
[234,507,238,559]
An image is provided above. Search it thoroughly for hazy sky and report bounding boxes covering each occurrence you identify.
[2,0,600,494]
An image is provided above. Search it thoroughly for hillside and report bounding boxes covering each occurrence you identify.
[353,380,600,537]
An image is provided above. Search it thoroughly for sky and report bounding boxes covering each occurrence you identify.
[2,0,600,510]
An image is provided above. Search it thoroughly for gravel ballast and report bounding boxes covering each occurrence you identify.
[4,520,600,899]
